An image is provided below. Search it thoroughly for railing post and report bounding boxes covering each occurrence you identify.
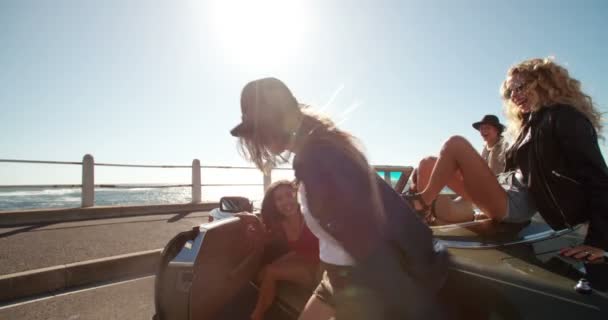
[192,159,201,203]
[263,161,274,191]
[82,154,94,207]
[263,170,272,191]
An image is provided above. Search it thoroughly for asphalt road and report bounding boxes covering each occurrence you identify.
[0,276,155,320]
[0,276,293,320]
[0,212,209,275]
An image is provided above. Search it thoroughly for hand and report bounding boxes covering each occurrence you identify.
[560,245,606,264]
[235,212,266,230]
[235,212,261,223]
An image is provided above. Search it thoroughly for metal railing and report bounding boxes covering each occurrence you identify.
[0,155,412,209]
[0,155,284,208]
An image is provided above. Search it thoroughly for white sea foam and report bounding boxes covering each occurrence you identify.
[0,189,78,197]
[57,196,81,202]
[0,185,264,211]
[96,188,156,192]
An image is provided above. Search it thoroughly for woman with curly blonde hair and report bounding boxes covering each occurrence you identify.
[502,58,603,136]
[407,58,608,269]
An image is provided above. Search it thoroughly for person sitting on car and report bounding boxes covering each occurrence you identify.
[251,180,320,320]
[407,114,509,224]
[474,114,510,175]
[405,58,608,272]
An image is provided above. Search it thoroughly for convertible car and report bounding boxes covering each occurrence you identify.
[153,166,608,319]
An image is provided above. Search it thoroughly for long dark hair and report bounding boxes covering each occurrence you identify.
[234,78,369,176]
[236,106,302,173]
[237,106,367,172]
[292,109,374,189]
[260,180,298,239]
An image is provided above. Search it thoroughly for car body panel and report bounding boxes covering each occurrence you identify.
[434,215,607,317]
[156,215,607,319]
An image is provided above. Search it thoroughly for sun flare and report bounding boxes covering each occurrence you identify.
[207,0,309,69]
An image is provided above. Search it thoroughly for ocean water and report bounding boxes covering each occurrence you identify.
[0,166,295,211]
[0,170,410,212]
[0,186,267,211]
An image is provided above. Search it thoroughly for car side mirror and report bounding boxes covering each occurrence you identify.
[219,196,253,213]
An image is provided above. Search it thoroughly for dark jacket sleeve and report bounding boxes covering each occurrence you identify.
[554,107,608,250]
[293,142,386,261]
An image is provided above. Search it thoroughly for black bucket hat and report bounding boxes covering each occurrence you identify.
[472,114,505,132]
[230,77,299,138]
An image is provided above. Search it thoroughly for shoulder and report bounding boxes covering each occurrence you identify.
[498,137,510,150]
[542,104,594,133]
[533,104,593,134]
[299,138,339,159]
[294,135,363,173]
[542,104,587,121]
[294,139,340,171]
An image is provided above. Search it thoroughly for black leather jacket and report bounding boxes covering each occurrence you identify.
[505,104,608,250]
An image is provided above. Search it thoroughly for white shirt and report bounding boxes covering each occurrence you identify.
[481,136,509,175]
[298,183,355,266]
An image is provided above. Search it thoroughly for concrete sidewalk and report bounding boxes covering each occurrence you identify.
[0,211,212,303]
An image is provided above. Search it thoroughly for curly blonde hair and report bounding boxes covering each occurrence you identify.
[500,57,603,136]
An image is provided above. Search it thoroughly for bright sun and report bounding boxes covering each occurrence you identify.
[207,0,309,69]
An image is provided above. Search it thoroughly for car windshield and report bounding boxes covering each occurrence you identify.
[374,166,413,191]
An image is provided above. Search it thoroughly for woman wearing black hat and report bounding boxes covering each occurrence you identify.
[473,114,509,176]
[230,78,448,319]
[407,58,608,269]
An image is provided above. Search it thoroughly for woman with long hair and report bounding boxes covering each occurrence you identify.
[251,180,319,320]
[407,58,608,269]
[230,78,448,319]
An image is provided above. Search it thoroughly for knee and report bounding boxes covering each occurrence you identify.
[440,135,469,155]
[445,135,468,146]
[419,156,438,169]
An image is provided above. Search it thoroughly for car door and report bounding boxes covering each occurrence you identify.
[155,216,265,320]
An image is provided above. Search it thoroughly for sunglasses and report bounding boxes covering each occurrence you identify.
[504,80,534,99]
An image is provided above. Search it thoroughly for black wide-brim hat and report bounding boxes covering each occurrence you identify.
[472,114,505,132]
[230,77,299,138]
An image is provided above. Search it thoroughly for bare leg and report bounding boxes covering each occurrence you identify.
[298,295,335,320]
[414,156,475,223]
[432,195,475,223]
[417,156,471,201]
[409,168,418,192]
[252,253,318,320]
[420,136,507,220]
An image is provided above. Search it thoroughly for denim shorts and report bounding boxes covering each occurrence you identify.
[497,170,537,223]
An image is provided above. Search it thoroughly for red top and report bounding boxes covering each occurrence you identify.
[288,223,319,263]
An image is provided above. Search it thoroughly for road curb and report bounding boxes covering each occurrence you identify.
[0,202,218,227]
[0,249,162,303]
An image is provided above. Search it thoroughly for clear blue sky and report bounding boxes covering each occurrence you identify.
[1,0,607,185]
